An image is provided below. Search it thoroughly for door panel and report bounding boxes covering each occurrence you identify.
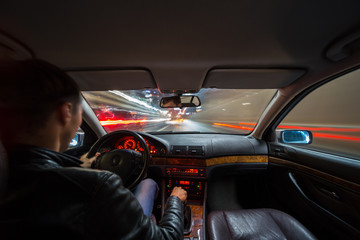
[268,143,360,240]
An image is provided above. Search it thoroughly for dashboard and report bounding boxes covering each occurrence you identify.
[91,131,269,203]
[98,135,167,157]
[96,132,269,159]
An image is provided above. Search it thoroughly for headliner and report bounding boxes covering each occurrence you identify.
[1,0,360,92]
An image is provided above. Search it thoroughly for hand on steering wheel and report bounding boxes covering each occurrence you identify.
[87,130,150,190]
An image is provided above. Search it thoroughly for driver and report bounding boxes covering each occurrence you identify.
[80,152,160,218]
[0,59,187,240]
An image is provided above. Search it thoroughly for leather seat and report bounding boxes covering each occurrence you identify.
[207,208,317,240]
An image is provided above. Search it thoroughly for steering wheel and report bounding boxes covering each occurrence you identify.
[87,130,150,190]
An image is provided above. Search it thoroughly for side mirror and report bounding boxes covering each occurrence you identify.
[160,95,201,108]
[280,130,312,144]
[69,131,85,148]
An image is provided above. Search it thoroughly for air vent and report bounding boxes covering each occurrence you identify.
[171,145,204,156]
[172,146,187,155]
[188,146,204,155]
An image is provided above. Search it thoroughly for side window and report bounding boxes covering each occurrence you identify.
[276,68,360,160]
[68,128,85,149]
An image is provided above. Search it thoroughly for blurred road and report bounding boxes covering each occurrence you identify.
[82,89,360,159]
[103,119,249,134]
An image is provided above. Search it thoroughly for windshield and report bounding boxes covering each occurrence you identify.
[82,88,277,134]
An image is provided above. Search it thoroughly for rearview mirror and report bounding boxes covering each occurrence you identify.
[160,95,201,108]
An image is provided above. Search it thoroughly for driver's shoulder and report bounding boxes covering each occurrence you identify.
[51,167,119,196]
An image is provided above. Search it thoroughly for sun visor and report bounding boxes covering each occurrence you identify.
[68,69,157,91]
[203,69,306,89]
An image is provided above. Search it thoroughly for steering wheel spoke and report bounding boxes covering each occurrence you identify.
[88,130,150,189]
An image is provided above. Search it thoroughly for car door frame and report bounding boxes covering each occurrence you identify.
[263,67,360,239]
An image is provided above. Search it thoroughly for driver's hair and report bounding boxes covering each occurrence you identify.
[0,59,80,142]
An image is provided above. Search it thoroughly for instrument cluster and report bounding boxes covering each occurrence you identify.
[113,136,165,156]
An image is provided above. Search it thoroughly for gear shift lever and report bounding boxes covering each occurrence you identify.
[183,203,192,235]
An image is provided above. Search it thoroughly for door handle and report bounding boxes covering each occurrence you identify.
[318,186,341,200]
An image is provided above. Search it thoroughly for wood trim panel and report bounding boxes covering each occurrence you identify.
[151,155,268,167]
[269,157,360,192]
[206,155,268,166]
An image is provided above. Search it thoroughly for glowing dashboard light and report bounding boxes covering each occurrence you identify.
[179,181,190,185]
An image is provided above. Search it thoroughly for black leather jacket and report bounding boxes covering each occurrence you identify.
[0,146,184,240]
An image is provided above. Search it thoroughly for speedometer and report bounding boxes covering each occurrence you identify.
[115,136,159,155]
[124,139,136,150]
[137,139,149,151]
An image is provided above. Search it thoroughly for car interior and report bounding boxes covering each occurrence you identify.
[1,1,360,239]
[0,140,7,201]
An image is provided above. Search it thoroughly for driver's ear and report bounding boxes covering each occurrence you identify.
[57,102,73,126]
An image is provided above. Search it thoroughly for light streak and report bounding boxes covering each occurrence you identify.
[238,122,360,133]
[166,118,185,124]
[179,107,188,115]
[234,122,360,142]
[238,122,257,126]
[277,125,360,133]
[213,123,254,131]
[313,133,360,142]
[100,118,170,126]
[109,90,167,114]
[100,119,147,126]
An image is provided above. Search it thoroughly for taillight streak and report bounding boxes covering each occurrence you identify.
[213,123,255,131]
[213,122,360,142]
[100,119,148,126]
[312,133,360,142]
[99,118,170,126]
[277,125,360,133]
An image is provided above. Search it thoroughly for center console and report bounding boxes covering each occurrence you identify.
[162,166,206,240]
[165,167,206,202]
[166,179,205,200]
